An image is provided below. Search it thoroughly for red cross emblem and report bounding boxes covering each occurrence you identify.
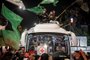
[40,48,45,53]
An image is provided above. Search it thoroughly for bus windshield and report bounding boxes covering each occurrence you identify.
[26,33,69,56]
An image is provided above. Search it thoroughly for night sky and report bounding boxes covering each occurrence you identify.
[0,0,90,33]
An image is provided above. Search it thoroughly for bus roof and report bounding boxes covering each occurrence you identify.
[27,23,71,34]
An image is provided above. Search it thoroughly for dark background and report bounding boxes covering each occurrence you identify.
[0,0,90,34]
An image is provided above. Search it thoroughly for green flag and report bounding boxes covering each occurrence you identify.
[27,5,45,15]
[1,5,23,49]
[40,0,59,6]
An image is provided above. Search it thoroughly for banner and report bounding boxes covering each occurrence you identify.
[1,5,23,49]
[27,5,45,15]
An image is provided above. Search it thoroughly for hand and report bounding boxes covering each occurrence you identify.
[79,49,83,53]
[0,25,6,30]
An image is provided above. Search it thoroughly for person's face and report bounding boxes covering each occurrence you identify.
[43,9,46,13]
[73,52,81,59]
[52,10,55,14]
[18,26,22,32]
[21,47,25,51]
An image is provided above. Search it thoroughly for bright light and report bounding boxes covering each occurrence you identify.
[19,5,25,10]
[70,18,74,23]
[44,44,47,48]
[19,5,22,9]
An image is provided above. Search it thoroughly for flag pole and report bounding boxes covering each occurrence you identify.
[55,0,77,21]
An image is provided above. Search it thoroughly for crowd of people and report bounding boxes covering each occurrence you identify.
[0,46,51,60]
[0,46,90,60]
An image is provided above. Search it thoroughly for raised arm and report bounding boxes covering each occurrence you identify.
[79,49,87,60]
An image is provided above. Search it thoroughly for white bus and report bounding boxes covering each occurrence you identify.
[20,21,77,59]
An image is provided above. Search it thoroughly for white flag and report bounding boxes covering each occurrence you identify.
[7,0,26,10]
